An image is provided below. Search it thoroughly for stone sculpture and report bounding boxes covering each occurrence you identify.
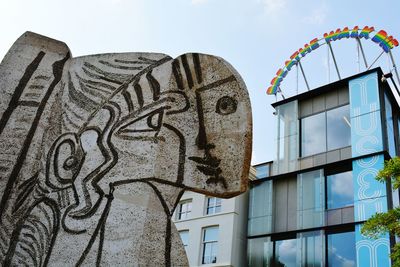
[0,32,252,266]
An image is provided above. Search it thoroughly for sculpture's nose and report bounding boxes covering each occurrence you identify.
[195,91,208,151]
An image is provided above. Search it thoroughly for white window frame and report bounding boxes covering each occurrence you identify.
[179,230,189,250]
[206,197,222,215]
[177,199,192,220]
[201,226,219,264]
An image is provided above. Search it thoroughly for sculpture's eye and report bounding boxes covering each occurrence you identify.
[216,96,237,115]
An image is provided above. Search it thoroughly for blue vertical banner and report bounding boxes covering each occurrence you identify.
[349,72,383,157]
[355,225,391,267]
[349,72,391,267]
[352,155,387,221]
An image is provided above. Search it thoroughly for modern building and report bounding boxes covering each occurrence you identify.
[247,68,399,267]
[173,168,255,267]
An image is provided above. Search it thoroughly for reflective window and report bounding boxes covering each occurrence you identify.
[255,163,270,179]
[247,236,272,267]
[297,231,324,266]
[206,197,221,215]
[202,226,218,264]
[327,105,351,151]
[385,93,396,157]
[276,101,299,174]
[275,238,297,267]
[297,170,325,229]
[179,230,189,250]
[248,180,273,236]
[327,231,356,267]
[301,105,350,157]
[177,200,192,220]
[301,112,326,157]
[327,171,353,209]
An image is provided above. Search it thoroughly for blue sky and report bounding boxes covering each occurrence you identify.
[1,0,400,164]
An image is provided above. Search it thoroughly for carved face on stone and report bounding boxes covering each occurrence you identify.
[49,53,251,200]
[156,54,252,197]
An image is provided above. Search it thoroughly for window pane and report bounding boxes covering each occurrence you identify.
[203,226,219,264]
[275,239,297,267]
[385,94,396,157]
[247,237,272,267]
[178,200,192,220]
[327,231,356,267]
[179,231,189,247]
[207,197,222,215]
[297,170,325,229]
[204,243,212,257]
[255,164,270,179]
[327,171,353,209]
[327,105,351,151]
[277,101,299,174]
[210,243,218,263]
[204,226,218,242]
[248,181,273,236]
[301,112,326,157]
[297,231,323,266]
[181,204,187,213]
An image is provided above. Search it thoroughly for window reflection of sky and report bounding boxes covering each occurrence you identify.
[327,171,353,209]
[255,164,270,178]
[328,232,356,267]
[327,105,351,151]
[276,239,297,266]
[301,105,351,157]
[301,112,326,157]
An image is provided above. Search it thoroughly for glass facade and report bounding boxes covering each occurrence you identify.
[255,163,271,179]
[385,93,396,157]
[248,231,355,267]
[327,105,351,151]
[301,112,326,157]
[275,238,297,266]
[276,101,299,174]
[248,71,398,267]
[301,105,350,157]
[248,180,273,236]
[247,237,272,267]
[202,226,218,264]
[297,231,324,267]
[297,170,325,229]
[327,171,353,209]
[327,231,356,267]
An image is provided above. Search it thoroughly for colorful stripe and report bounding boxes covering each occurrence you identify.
[266,26,399,95]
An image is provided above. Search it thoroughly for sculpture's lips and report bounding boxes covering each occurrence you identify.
[188,156,227,188]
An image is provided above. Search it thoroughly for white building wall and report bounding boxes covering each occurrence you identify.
[172,191,248,267]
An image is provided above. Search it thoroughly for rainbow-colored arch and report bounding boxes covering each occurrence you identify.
[267,26,399,95]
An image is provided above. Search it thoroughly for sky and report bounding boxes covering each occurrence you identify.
[1,0,400,164]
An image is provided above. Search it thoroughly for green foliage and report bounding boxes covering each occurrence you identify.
[362,157,400,266]
[376,157,400,189]
[361,208,400,238]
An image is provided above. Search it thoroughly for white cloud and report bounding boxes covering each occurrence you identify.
[278,239,297,262]
[259,0,287,14]
[331,246,356,267]
[331,172,354,199]
[302,5,328,25]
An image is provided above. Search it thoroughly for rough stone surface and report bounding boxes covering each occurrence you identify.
[0,32,252,266]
